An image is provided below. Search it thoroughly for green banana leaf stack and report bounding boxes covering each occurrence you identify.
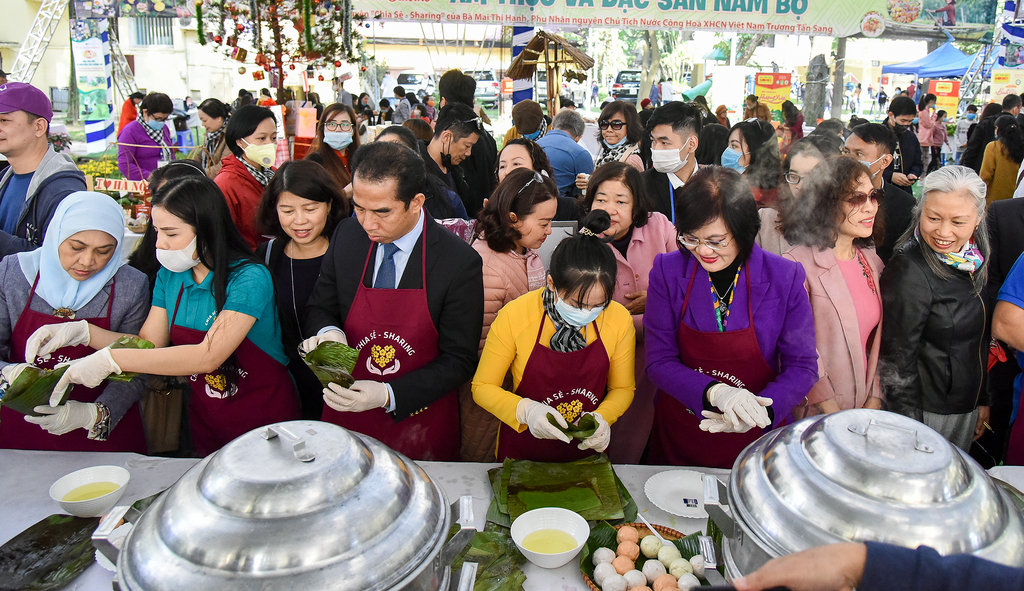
[302,341,360,389]
[0,514,101,590]
[105,335,155,382]
[451,531,527,591]
[485,455,637,532]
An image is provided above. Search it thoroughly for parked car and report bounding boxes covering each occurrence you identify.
[466,69,499,107]
[610,70,642,103]
[534,70,570,104]
[396,70,435,99]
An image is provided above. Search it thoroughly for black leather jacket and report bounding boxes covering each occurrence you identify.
[879,240,988,418]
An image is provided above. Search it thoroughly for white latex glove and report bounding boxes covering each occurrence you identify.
[51,348,121,405]
[24,401,99,435]
[515,399,572,443]
[323,379,389,412]
[25,320,91,363]
[299,329,348,357]
[699,410,752,433]
[707,383,772,429]
[0,363,32,394]
[577,412,611,452]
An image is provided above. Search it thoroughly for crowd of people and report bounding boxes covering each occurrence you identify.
[2,69,1024,472]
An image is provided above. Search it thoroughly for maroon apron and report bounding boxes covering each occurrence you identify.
[647,267,778,468]
[170,285,300,456]
[1,276,147,453]
[321,219,459,461]
[495,314,610,462]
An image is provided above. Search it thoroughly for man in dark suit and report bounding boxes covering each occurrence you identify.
[880,96,923,191]
[844,123,916,263]
[960,93,1023,173]
[641,101,704,222]
[301,141,484,461]
[438,69,497,218]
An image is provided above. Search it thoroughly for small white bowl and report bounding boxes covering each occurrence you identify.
[49,465,130,517]
[510,507,589,569]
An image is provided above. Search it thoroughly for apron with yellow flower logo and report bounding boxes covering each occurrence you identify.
[170,285,300,457]
[495,314,609,462]
[321,222,460,461]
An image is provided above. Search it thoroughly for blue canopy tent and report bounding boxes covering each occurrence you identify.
[881,42,975,78]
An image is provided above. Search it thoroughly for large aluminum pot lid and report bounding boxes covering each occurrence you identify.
[729,409,1024,566]
[117,421,450,591]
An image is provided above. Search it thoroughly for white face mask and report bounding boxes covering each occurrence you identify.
[651,146,690,174]
[156,237,200,273]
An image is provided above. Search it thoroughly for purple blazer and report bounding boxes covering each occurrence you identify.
[644,243,818,425]
[117,120,174,181]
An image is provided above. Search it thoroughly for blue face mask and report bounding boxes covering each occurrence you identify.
[522,129,543,141]
[721,147,747,173]
[966,113,977,121]
[606,135,629,148]
[147,119,165,131]
[324,131,353,151]
[554,295,605,328]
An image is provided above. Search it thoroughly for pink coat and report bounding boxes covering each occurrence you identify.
[472,239,545,353]
[916,109,936,147]
[784,245,884,414]
[609,212,678,336]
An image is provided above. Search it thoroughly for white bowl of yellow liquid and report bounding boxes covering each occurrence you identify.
[49,465,130,517]
[510,507,589,569]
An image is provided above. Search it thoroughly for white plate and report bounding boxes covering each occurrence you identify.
[644,470,708,519]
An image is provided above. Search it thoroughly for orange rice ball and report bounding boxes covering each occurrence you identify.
[652,573,678,591]
[617,525,640,544]
[612,555,635,575]
[617,540,641,561]
[629,587,653,591]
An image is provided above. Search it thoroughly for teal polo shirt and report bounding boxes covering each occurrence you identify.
[152,262,289,366]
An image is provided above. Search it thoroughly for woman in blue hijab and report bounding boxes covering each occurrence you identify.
[0,191,150,452]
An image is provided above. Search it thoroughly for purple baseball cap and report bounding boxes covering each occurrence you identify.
[0,82,53,122]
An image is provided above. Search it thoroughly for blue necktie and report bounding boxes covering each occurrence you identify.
[374,242,400,289]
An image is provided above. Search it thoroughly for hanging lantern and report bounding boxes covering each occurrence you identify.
[360,66,366,72]
[214,35,222,43]
[289,64,296,70]
[238,66,246,74]
[263,64,271,72]
[236,23,244,31]
[318,75,324,81]
[333,60,341,67]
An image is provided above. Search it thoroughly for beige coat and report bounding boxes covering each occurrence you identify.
[784,245,884,414]
[459,239,544,462]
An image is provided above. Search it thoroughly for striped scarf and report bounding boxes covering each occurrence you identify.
[137,114,173,161]
[916,228,985,273]
[239,155,274,187]
[202,116,228,168]
[541,287,588,353]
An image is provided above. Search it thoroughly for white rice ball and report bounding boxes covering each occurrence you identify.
[668,557,693,579]
[640,535,662,558]
[623,569,647,589]
[594,562,618,587]
[657,544,682,567]
[689,555,705,577]
[593,547,616,566]
[677,573,701,590]
[641,558,667,584]
[601,573,628,591]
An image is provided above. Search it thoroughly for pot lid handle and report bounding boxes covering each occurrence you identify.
[450,562,478,591]
[441,495,477,565]
[847,419,934,453]
[262,424,316,462]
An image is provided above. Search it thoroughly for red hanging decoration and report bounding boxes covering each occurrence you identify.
[318,75,324,81]
[289,64,296,70]
[333,60,341,67]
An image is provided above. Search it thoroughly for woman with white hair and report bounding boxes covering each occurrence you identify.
[879,166,990,451]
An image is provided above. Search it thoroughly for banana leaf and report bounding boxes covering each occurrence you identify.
[506,454,624,521]
[452,531,527,591]
[578,520,618,579]
[547,413,598,440]
[0,514,100,591]
[302,341,359,388]
[0,366,69,416]
[486,468,512,530]
[105,335,155,382]
[610,470,638,525]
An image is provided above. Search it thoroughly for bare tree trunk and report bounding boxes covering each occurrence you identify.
[735,33,765,66]
[638,30,660,105]
[830,37,847,120]
[804,53,828,123]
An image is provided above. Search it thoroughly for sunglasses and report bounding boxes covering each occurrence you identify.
[517,171,546,196]
[598,120,626,130]
[845,188,884,206]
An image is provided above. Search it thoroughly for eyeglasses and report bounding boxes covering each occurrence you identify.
[598,120,626,130]
[784,171,805,185]
[324,121,353,132]
[517,171,545,195]
[678,234,732,251]
[845,188,884,206]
